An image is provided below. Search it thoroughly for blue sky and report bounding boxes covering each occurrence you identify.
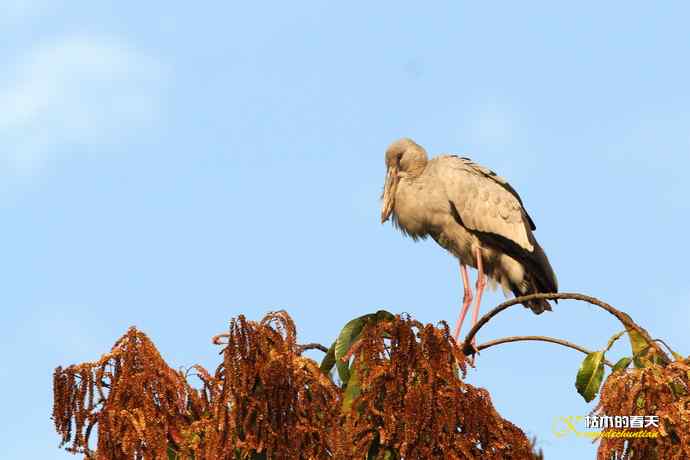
[2,2,689,458]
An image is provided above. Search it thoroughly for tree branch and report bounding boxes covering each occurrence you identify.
[296,343,329,354]
[211,333,229,345]
[474,335,614,367]
[654,338,680,359]
[461,292,669,363]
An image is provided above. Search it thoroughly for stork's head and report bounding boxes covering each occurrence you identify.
[381,138,428,223]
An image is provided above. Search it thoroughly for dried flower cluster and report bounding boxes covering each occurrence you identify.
[53,327,193,459]
[596,358,690,459]
[53,311,541,459]
[53,312,340,460]
[185,311,341,459]
[339,315,540,459]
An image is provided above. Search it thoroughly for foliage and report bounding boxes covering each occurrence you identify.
[334,314,540,459]
[181,311,341,459]
[551,299,690,459]
[576,351,607,403]
[573,317,673,404]
[53,326,193,459]
[53,312,340,460]
[595,357,690,460]
[54,292,686,459]
[53,311,540,459]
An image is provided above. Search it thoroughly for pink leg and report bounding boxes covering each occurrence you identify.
[469,247,487,363]
[452,263,473,342]
[470,247,487,331]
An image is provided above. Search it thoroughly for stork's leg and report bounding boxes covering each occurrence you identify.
[452,263,473,342]
[469,247,487,363]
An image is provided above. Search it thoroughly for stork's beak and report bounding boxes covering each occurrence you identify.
[381,166,398,223]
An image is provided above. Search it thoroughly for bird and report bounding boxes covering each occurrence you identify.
[381,138,558,345]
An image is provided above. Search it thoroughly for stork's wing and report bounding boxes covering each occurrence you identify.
[433,155,536,251]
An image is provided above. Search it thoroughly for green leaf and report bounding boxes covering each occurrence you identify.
[612,357,632,372]
[320,341,336,375]
[383,449,397,460]
[624,321,650,355]
[336,359,350,385]
[634,354,656,369]
[334,310,395,384]
[575,351,606,402]
[605,330,626,352]
[669,381,687,398]
[335,316,369,383]
[341,365,361,413]
[374,309,395,322]
[627,328,655,368]
[335,315,372,362]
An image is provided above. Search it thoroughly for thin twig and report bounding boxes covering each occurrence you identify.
[296,343,329,354]
[475,335,614,367]
[654,339,680,359]
[212,333,230,345]
[461,292,669,363]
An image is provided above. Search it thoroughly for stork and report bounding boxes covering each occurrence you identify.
[381,138,558,344]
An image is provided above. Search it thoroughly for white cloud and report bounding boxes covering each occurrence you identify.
[0,36,167,176]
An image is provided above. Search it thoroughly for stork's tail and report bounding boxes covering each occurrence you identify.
[513,274,556,315]
[520,238,558,315]
[524,295,552,315]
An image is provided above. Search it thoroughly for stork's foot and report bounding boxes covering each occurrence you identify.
[469,340,480,366]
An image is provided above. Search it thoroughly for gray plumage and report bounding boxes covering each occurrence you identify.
[381,138,558,314]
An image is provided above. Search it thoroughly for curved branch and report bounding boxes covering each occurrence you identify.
[461,292,669,362]
[654,339,680,359]
[475,335,614,367]
[296,343,329,354]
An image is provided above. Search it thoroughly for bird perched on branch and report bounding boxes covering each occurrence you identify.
[381,138,558,343]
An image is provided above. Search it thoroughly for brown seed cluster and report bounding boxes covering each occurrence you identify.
[53,312,541,459]
[53,326,192,459]
[595,358,690,460]
[338,314,540,460]
[185,311,341,459]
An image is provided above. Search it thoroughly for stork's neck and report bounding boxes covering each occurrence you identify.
[392,167,429,238]
[398,145,428,180]
[403,158,427,179]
